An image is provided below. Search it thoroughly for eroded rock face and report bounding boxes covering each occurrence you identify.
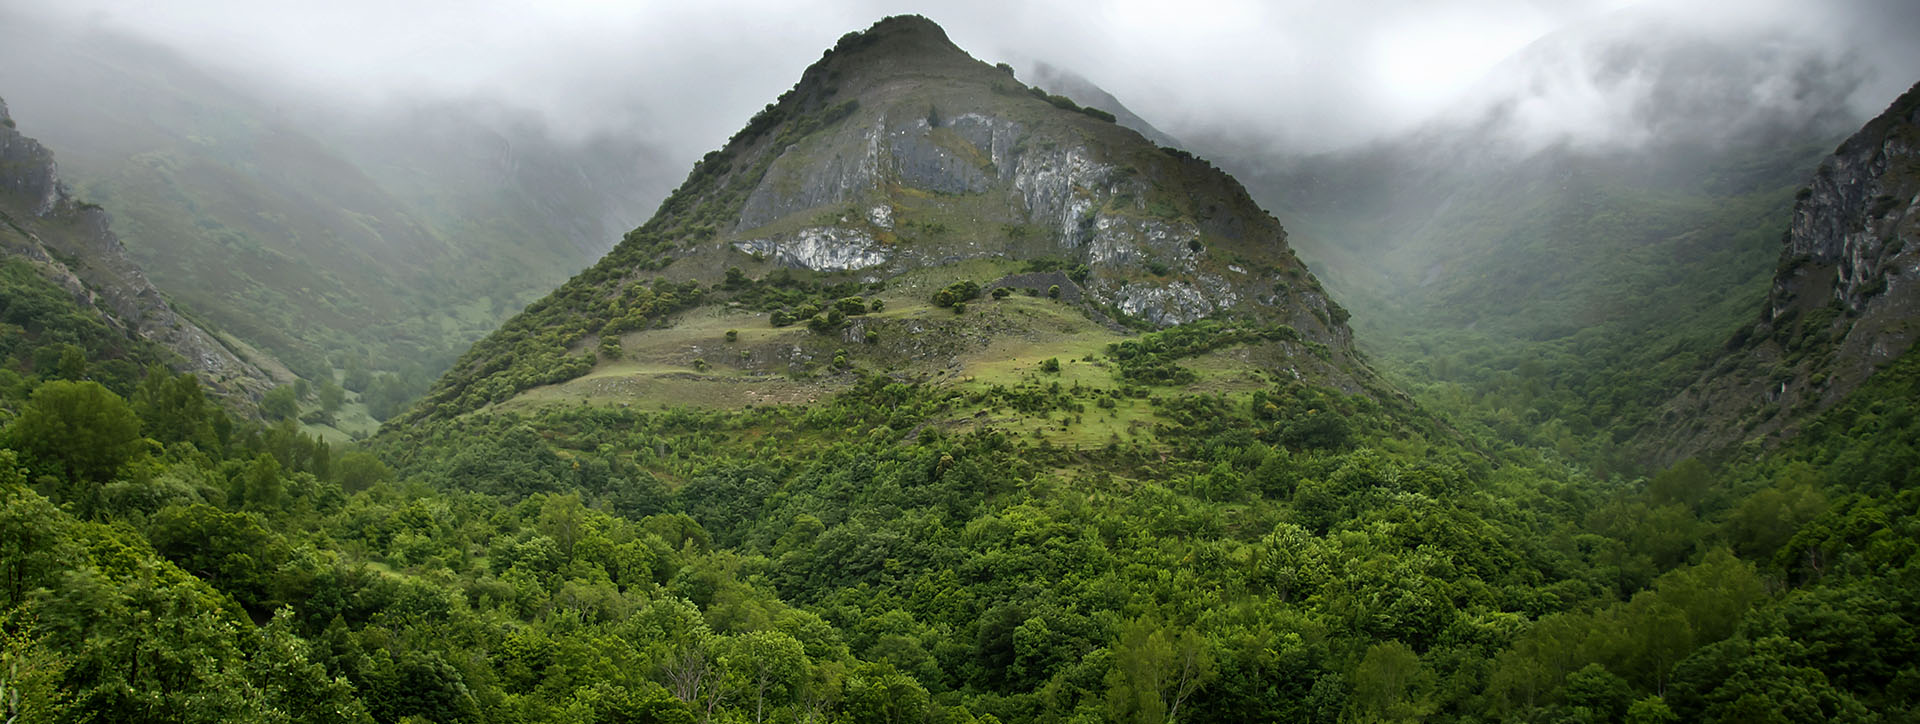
[733,227,889,272]
[723,103,1295,327]
[0,96,279,401]
[1775,98,1920,317]
[1648,82,1920,464]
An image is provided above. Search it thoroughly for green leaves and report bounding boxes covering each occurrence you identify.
[4,381,143,513]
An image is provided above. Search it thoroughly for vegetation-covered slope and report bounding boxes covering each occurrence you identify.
[7,279,1916,722]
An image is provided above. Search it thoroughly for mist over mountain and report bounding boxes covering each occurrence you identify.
[1199,2,1914,472]
[0,9,681,431]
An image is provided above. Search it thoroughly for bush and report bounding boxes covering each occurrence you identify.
[725,329,739,342]
[1040,358,1061,373]
[992,287,1012,299]
[1047,285,1061,299]
[932,281,981,308]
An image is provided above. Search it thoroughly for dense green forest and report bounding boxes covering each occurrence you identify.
[2,227,1916,721]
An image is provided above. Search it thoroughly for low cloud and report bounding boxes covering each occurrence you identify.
[5,0,1915,162]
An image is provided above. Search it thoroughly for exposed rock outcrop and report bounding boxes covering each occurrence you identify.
[657,16,1351,345]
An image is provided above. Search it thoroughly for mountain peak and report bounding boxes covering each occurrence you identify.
[848,14,955,48]
[799,15,985,94]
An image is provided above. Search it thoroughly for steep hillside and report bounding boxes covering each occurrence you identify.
[1650,81,1920,463]
[404,15,1369,425]
[0,96,278,400]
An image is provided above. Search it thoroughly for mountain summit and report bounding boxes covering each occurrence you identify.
[403,15,1365,423]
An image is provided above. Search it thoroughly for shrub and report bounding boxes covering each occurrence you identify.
[1047,285,1061,299]
[932,281,981,308]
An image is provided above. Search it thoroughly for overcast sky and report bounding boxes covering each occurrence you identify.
[9,0,1918,158]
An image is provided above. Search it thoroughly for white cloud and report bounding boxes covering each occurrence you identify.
[7,0,1915,159]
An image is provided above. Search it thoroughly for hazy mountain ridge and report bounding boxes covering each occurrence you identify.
[0,12,672,409]
[0,96,279,399]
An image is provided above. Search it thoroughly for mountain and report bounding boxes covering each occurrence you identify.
[404,15,1372,424]
[1221,10,1873,471]
[0,95,279,399]
[0,11,671,424]
[1649,81,1920,462]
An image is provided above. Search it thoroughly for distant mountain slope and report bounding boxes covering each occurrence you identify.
[0,12,671,406]
[1650,81,1920,463]
[0,95,279,400]
[1221,9,1873,470]
[403,15,1372,425]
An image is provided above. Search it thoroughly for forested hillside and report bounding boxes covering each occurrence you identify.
[3,289,1915,721]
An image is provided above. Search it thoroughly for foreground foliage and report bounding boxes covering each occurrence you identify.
[1,305,1915,721]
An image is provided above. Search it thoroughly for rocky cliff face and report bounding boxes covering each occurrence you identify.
[1649,81,1920,463]
[650,16,1348,338]
[0,96,280,399]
